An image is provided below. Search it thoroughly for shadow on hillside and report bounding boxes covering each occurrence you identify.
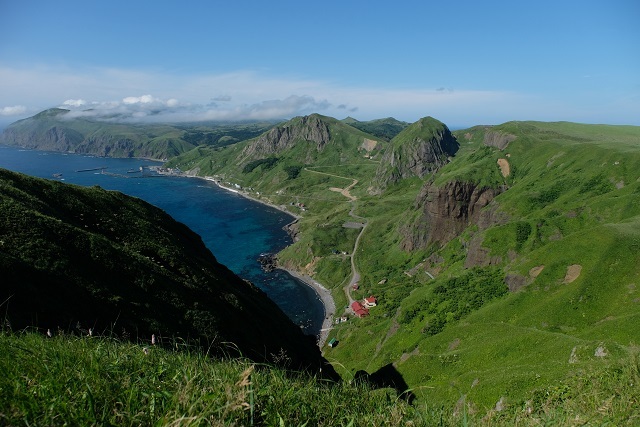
[354,364,416,404]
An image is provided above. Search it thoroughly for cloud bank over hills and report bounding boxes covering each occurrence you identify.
[1,64,637,128]
[55,94,330,123]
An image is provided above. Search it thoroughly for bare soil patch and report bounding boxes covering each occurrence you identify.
[563,264,582,284]
[361,138,378,152]
[497,158,510,177]
[529,265,545,278]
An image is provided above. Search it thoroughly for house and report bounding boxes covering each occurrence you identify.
[328,338,338,348]
[364,296,377,308]
[351,301,369,318]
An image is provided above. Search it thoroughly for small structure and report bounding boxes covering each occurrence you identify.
[351,301,369,318]
[334,316,348,324]
[364,296,377,308]
[328,338,338,348]
[352,283,359,291]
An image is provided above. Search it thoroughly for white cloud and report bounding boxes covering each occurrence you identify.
[0,64,636,126]
[0,105,27,116]
[62,99,87,107]
[122,94,157,105]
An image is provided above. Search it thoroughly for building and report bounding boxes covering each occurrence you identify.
[351,301,369,318]
[364,296,377,308]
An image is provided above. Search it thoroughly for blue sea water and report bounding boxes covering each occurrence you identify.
[0,146,324,336]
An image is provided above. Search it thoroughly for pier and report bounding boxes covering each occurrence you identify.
[75,167,107,172]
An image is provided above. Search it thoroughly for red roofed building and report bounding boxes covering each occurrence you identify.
[351,301,369,318]
[364,296,377,308]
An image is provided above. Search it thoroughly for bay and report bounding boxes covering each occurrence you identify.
[0,146,324,336]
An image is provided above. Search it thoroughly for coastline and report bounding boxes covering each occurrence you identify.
[279,267,336,349]
[189,173,335,348]
[191,174,302,220]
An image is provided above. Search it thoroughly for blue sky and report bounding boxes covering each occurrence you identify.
[1,0,638,128]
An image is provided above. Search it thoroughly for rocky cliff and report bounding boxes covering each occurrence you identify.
[374,117,458,190]
[0,108,196,159]
[401,180,505,251]
[242,114,331,157]
[483,129,517,150]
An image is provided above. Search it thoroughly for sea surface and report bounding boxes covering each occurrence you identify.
[0,146,324,336]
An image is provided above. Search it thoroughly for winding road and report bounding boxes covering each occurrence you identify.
[304,167,368,312]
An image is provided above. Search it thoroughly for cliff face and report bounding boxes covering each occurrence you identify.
[1,125,84,152]
[401,180,505,251]
[242,115,331,157]
[0,109,195,159]
[483,129,517,150]
[374,117,459,190]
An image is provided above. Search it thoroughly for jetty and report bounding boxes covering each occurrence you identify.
[75,167,107,173]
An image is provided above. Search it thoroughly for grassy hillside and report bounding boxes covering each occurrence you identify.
[328,121,640,409]
[3,117,640,423]
[168,117,640,415]
[0,168,329,371]
[341,116,410,141]
[2,330,637,426]
[167,115,388,286]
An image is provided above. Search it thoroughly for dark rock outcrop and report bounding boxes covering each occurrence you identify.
[374,117,458,190]
[257,253,278,272]
[242,115,331,157]
[401,180,506,251]
[483,130,517,150]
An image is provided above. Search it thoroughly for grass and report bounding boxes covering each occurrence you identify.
[0,329,442,426]
[3,329,638,426]
[146,117,640,417]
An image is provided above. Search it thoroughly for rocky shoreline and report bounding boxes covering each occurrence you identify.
[188,173,336,349]
[278,268,336,349]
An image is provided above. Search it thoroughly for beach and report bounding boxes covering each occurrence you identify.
[280,268,336,349]
[199,174,336,348]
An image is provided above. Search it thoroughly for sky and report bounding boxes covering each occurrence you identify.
[1,0,639,128]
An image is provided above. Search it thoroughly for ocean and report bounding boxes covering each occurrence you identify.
[0,146,324,336]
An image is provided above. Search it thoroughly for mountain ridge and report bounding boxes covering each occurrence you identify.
[4,109,640,412]
[0,108,275,159]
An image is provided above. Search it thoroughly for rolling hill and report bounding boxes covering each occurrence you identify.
[4,110,640,419]
[168,116,640,411]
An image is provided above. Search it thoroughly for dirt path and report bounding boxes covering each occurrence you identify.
[304,167,367,312]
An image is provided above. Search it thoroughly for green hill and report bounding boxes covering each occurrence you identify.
[330,120,640,409]
[373,116,459,190]
[0,109,274,159]
[5,112,640,421]
[167,116,640,414]
[0,168,331,372]
[341,116,410,141]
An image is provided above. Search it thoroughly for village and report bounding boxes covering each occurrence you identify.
[327,289,377,348]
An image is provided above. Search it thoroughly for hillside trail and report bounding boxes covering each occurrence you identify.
[303,167,367,312]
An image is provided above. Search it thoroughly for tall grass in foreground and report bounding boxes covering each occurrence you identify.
[0,330,432,426]
[1,330,639,426]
